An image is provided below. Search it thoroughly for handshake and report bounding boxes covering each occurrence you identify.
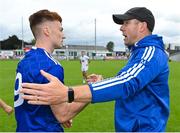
[86,74,104,83]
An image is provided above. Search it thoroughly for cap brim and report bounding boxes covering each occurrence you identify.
[112,14,134,24]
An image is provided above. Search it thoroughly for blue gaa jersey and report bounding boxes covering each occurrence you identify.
[89,35,169,132]
[14,47,64,132]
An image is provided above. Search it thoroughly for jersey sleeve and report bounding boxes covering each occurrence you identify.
[88,47,167,103]
[86,56,89,60]
[43,65,64,84]
[23,50,64,84]
[27,64,64,84]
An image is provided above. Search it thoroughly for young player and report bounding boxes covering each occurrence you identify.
[14,9,70,132]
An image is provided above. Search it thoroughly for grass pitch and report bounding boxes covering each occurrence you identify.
[0,60,180,131]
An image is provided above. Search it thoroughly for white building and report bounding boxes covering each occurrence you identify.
[170,52,180,61]
[0,50,14,59]
[0,44,110,60]
[52,45,110,60]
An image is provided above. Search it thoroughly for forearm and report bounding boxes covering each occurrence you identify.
[0,100,3,108]
[73,85,92,102]
[51,101,89,123]
[51,103,68,123]
[51,85,91,123]
[0,99,7,108]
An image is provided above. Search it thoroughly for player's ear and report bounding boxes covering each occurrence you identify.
[43,26,50,37]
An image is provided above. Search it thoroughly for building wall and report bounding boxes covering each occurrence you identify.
[52,48,110,60]
[170,52,180,61]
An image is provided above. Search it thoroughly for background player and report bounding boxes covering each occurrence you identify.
[80,51,90,83]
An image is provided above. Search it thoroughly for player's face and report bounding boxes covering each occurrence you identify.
[81,51,85,56]
[49,21,64,48]
[120,19,141,46]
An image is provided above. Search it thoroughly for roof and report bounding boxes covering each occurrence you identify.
[61,44,107,51]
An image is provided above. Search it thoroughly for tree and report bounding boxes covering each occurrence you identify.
[106,41,114,52]
[31,38,36,45]
[1,35,22,50]
[0,35,32,50]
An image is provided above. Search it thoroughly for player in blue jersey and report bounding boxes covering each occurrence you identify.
[20,7,170,132]
[14,9,72,132]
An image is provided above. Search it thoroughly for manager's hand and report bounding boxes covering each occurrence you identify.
[20,70,68,105]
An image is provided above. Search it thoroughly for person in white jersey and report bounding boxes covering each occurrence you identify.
[80,51,90,83]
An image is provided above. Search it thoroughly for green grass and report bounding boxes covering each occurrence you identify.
[165,61,180,131]
[0,60,180,131]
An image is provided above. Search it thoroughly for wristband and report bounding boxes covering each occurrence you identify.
[68,87,74,103]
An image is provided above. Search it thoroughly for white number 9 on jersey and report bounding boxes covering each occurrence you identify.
[14,72,24,107]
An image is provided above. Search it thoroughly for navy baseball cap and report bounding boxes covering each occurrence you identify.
[113,7,155,32]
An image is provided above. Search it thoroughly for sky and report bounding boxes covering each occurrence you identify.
[0,0,180,51]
